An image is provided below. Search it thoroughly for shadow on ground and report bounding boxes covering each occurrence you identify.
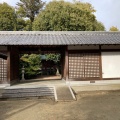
[0,90,120,120]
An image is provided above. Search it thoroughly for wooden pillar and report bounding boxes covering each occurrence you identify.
[64,46,69,80]
[61,49,65,79]
[99,45,102,80]
[7,46,11,84]
[7,46,19,85]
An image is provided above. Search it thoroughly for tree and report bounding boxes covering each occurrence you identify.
[74,1,96,13]
[45,53,61,64]
[24,20,32,31]
[16,0,45,23]
[20,54,41,79]
[16,18,26,30]
[45,53,61,75]
[0,3,17,31]
[33,1,105,31]
[94,21,105,31]
[109,26,119,31]
[16,19,33,31]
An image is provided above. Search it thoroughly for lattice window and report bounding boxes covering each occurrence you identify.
[69,52,100,79]
[0,58,7,82]
[69,53,84,79]
[84,53,100,78]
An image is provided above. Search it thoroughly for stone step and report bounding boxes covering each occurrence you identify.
[1,87,55,99]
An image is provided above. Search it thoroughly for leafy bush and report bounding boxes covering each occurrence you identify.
[45,53,61,63]
[19,53,61,79]
[20,54,41,79]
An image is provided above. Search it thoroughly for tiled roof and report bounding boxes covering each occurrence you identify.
[0,31,120,45]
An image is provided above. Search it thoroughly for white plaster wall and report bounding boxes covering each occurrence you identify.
[101,45,120,49]
[0,46,7,51]
[68,45,99,50]
[102,52,120,78]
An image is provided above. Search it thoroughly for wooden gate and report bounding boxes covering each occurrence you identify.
[0,58,7,83]
[68,52,100,80]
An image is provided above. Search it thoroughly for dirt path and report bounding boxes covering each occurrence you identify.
[0,90,120,120]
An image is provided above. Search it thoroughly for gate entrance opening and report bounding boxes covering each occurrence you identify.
[19,46,65,81]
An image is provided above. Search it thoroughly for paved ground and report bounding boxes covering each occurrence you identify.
[34,75,61,80]
[56,86,75,101]
[13,80,65,87]
[0,90,120,120]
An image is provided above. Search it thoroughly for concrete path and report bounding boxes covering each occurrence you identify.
[0,80,76,101]
[71,84,120,93]
[0,89,4,98]
[56,85,76,101]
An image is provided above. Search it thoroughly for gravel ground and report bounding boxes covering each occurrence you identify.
[0,90,120,120]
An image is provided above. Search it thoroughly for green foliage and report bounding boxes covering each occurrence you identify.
[45,54,61,63]
[24,20,32,30]
[33,1,105,31]
[0,1,105,31]
[16,18,26,30]
[94,21,105,31]
[16,19,32,31]
[0,2,33,31]
[74,0,96,13]
[20,54,61,78]
[20,54,41,79]
[45,53,61,75]
[17,0,45,23]
[0,2,17,31]
[109,26,119,31]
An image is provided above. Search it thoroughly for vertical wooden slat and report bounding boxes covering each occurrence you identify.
[84,53,100,78]
[64,46,68,80]
[99,45,102,80]
[9,46,20,84]
[69,53,84,79]
[83,53,85,78]
[68,52,100,80]
[61,48,65,79]
[0,58,7,83]
[0,58,2,81]
[7,47,11,84]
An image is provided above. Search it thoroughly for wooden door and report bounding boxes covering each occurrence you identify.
[0,58,7,83]
[68,52,100,80]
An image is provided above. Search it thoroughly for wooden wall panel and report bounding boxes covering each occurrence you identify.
[0,51,7,84]
[69,52,100,80]
[0,58,7,83]
[69,53,84,79]
[84,53,100,78]
[63,46,68,80]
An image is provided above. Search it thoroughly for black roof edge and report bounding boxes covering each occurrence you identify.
[0,53,7,59]
[0,31,120,35]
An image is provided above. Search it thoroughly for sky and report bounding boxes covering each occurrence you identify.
[0,0,120,31]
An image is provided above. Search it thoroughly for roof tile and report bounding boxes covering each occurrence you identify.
[0,31,120,45]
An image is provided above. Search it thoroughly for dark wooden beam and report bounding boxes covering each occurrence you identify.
[7,47,11,84]
[18,46,63,54]
[99,45,102,80]
[64,46,68,80]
